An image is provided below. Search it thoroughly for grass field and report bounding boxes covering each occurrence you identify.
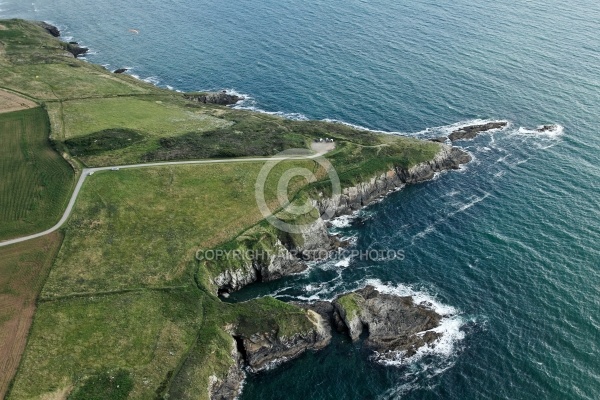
[40,160,322,299]
[0,232,62,399]
[1,19,448,399]
[8,289,203,399]
[0,107,74,240]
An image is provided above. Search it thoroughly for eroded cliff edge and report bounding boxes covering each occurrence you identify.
[211,144,471,295]
[207,144,470,399]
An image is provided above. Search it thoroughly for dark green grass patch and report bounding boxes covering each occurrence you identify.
[64,128,145,156]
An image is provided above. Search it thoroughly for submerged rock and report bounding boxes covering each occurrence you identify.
[333,286,442,357]
[448,121,508,141]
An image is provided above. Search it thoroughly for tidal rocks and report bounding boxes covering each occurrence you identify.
[333,286,442,357]
[536,124,558,133]
[38,21,60,37]
[448,121,508,141]
[66,42,89,58]
[113,68,128,74]
[184,91,242,106]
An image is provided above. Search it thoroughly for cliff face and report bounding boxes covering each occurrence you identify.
[210,311,331,400]
[184,91,242,105]
[333,286,442,358]
[314,145,471,218]
[211,144,471,295]
[212,238,307,294]
[236,310,331,372]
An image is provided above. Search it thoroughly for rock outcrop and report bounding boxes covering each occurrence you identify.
[113,68,128,74]
[234,310,331,372]
[314,145,471,218]
[66,42,89,58]
[38,21,60,37]
[184,91,242,106]
[536,124,558,133]
[333,286,442,357]
[448,121,508,141]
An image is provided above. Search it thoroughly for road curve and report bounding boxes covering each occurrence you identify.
[0,152,328,247]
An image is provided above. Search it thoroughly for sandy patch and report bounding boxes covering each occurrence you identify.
[0,24,7,31]
[0,89,38,114]
[311,141,336,154]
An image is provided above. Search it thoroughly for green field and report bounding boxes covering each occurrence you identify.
[0,107,74,240]
[1,19,447,399]
[39,160,321,298]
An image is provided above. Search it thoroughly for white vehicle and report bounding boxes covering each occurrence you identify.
[110,167,120,171]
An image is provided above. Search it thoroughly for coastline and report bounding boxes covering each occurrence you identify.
[3,19,471,400]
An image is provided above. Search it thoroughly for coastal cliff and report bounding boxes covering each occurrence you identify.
[211,144,471,295]
[314,144,471,218]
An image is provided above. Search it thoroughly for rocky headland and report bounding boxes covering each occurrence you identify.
[211,285,446,399]
[208,144,469,399]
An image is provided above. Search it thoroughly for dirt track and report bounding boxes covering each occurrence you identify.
[0,90,37,114]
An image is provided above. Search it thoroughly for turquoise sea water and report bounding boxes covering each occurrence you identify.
[2,0,599,398]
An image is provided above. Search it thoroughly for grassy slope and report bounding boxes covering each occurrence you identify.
[0,107,74,240]
[0,233,62,399]
[2,19,444,399]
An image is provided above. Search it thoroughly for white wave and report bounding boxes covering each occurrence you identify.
[142,76,160,85]
[363,279,466,367]
[409,118,510,139]
[411,192,490,244]
[329,214,357,229]
[516,124,564,139]
[335,257,352,268]
[456,192,491,213]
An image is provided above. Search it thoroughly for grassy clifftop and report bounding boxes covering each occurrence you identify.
[1,19,443,399]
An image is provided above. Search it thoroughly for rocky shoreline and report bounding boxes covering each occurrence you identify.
[209,144,471,399]
[213,144,471,295]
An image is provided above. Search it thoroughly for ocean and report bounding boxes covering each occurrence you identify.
[2,0,599,398]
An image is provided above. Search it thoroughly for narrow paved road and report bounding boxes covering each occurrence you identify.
[0,151,329,247]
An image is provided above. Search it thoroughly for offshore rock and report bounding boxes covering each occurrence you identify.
[448,121,508,141]
[333,286,442,357]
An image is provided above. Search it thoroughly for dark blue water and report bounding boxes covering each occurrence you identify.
[3,0,599,398]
